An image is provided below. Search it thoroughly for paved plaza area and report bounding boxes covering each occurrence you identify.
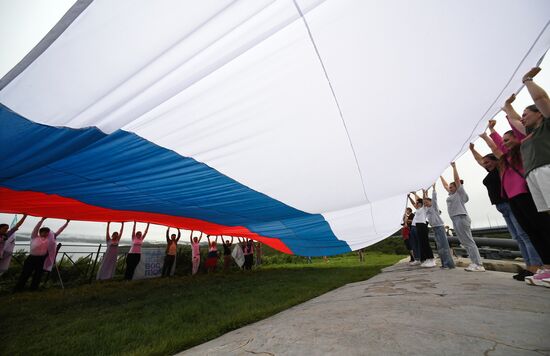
[182,262,550,355]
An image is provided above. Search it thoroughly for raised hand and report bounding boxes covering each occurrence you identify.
[523,67,541,83]
[504,93,516,106]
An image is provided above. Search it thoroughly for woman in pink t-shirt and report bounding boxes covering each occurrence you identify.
[190,231,202,275]
[481,121,550,275]
[124,222,149,280]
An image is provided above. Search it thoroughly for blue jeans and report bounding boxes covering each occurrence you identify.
[433,226,455,268]
[495,202,543,267]
[409,226,420,261]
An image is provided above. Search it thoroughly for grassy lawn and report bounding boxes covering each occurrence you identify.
[0,253,402,356]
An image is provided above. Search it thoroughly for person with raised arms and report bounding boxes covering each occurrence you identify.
[469,142,541,280]
[124,221,149,280]
[0,214,28,276]
[14,217,70,291]
[162,226,181,277]
[222,236,234,271]
[190,231,202,275]
[400,208,415,263]
[440,163,485,272]
[423,185,455,269]
[97,222,124,280]
[512,68,550,285]
[480,119,550,286]
[505,68,550,215]
[205,235,219,273]
[408,192,435,268]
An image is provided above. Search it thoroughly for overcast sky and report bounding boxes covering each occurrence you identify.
[1,1,549,242]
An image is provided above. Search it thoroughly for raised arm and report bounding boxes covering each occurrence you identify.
[431,184,439,211]
[6,214,28,237]
[422,189,428,200]
[523,67,550,118]
[215,236,219,243]
[230,237,234,244]
[451,162,461,188]
[166,227,170,243]
[198,232,203,243]
[106,222,111,242]
[118,222,124,238]
[55,219,70,237]
[142,223,150,240]
[502,94,527,136]
[407,193,416,206]
[479,132,500,157]
[132,221,137,238]
[13,214,28,230]
[189,230,194,244]
[31,217,46,238]
[487,129,507,157]
[469,143,484,167]
[176,229,181,242]
[440,176,450,193]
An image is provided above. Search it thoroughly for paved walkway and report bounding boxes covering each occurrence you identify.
[181,262,550,355]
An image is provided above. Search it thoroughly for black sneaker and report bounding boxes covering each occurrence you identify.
[513,269,533,281]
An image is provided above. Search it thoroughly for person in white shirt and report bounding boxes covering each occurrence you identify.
[408,193,436,268]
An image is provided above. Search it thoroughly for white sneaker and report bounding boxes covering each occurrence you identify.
[409,261,421,266]
[542,278,550,288]
[420,259,436,268]
[465,264,485,272]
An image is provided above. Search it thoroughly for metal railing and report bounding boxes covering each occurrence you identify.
[428,235,521,260]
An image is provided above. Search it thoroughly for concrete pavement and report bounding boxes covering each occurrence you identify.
[181,262,550,356]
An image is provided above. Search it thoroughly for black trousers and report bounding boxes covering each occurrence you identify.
[416,223,434,261]
[509,193,550,264]
[125,253,141,280]
[14,255,47,291]
[244,255,253,270]
[162,255,175,277]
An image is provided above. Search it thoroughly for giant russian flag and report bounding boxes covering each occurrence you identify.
[1,0,549,255]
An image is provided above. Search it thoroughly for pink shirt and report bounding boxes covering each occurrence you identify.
[490,131,528,198]
[191,242,200,258]
[129,236,143,254]
[30,236,49,256]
